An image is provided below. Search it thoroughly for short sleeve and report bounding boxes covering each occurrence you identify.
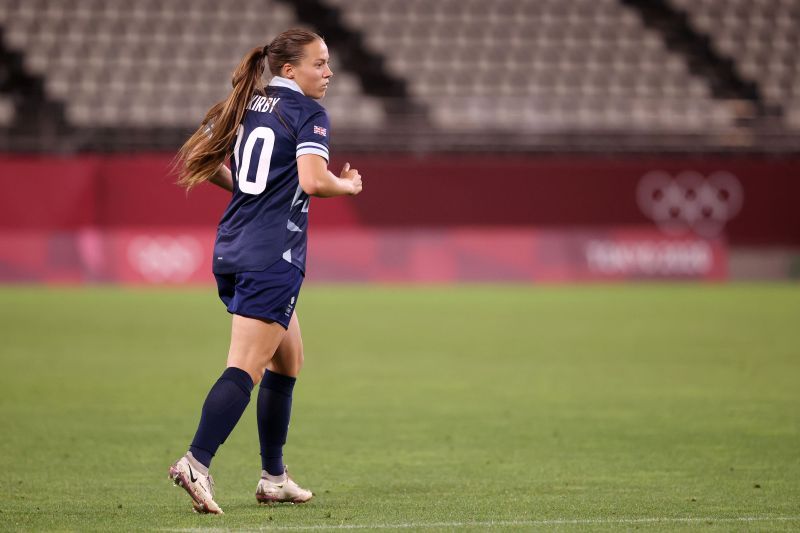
[296,110,330,163]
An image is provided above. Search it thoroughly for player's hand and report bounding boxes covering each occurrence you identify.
[340,162,362,196]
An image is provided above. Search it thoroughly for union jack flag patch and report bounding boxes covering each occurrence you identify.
[313,125,327,137]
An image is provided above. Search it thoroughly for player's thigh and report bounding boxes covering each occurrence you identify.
[227,314,287,385]
[268,312,304,378]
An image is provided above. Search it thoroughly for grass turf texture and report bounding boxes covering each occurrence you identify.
[0,284,798,532]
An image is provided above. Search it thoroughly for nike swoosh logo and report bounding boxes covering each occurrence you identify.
[188,464,198,483]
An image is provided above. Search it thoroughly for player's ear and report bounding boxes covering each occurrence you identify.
[282,63,295,79]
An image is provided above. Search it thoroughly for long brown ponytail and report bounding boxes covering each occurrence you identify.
[175,28,322,190]
[175,47,265,190]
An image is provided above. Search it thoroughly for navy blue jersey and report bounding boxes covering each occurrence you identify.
[213,77,330,275]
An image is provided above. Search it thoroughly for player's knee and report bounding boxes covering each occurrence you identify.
[245,362,267,386]
[283,345,304,376]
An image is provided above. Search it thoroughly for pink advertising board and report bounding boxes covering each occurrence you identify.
[0,228,725,284]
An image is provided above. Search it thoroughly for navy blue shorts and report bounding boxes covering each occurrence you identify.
[214,260,304,329]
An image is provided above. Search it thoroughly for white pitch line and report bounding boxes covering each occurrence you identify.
[163,515,800,532]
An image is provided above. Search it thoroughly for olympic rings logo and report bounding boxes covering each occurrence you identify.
[637,171,743,238]
[127,235,203,282]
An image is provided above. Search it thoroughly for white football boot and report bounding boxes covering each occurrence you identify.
[255,467,313,504]
[168,453,223,514]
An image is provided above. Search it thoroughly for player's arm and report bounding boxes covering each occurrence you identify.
[297,155,362,198]
[209,164,234,192]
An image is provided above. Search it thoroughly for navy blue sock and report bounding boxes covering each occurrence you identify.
[189,366,254,468]
[257,370,297,476]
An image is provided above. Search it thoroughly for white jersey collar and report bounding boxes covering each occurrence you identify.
[268,76,305,95]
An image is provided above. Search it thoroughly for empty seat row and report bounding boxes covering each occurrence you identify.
[0,0,387,131]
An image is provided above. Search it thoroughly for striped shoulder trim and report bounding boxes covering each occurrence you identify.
[296,141,330,162]
[297,141,329,154]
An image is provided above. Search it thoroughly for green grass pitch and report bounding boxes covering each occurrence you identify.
[1,284,799,531]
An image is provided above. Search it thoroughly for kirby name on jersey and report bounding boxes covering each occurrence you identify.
[247,95,280,113]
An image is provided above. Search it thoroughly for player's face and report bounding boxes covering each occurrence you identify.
[288,39,333,99]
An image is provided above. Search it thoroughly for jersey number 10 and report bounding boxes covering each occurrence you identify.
[233,125,276,195]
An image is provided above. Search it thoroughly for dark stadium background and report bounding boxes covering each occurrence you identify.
[0,0,798,283]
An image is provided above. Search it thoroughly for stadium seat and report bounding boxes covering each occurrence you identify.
[0,0,797,150]
[0,0,386,131]
[327,0,736,133]
[670,0,800,130]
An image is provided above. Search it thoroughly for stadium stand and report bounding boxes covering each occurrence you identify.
[669,0,800,129]
[0,0,383,147]
[0,0,797,152]
[329,0,735,135]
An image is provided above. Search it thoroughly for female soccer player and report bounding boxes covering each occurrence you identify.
[167,29,362,514]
